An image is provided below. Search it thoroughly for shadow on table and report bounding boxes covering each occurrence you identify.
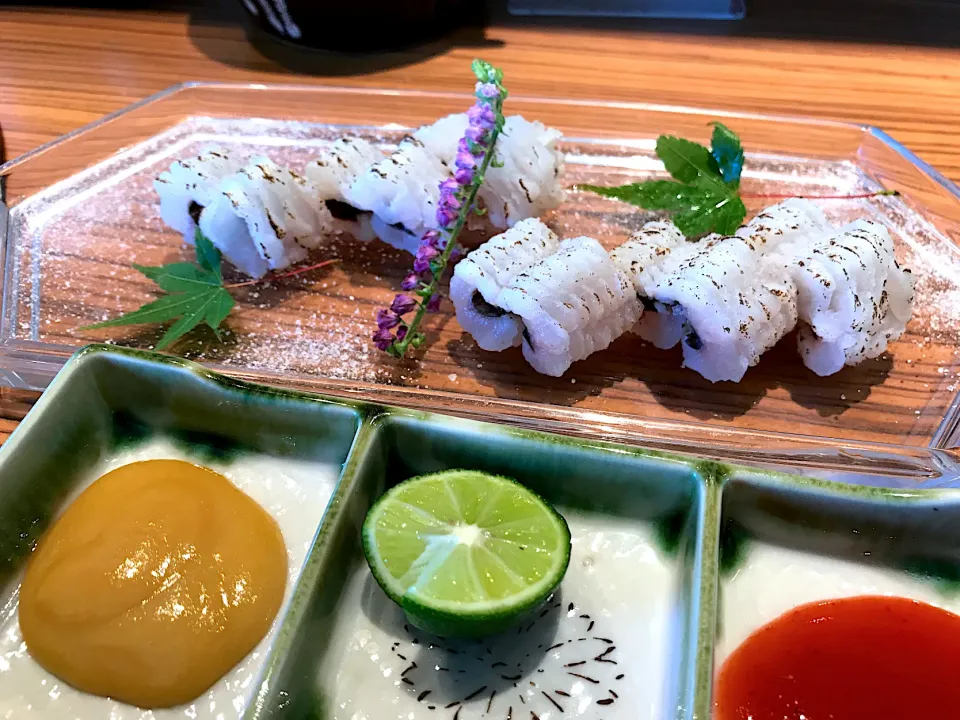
[176,0,960,76]
[186,0,499,77]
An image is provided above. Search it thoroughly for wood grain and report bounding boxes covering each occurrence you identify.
[3,3,960,170]
[2,0,960,441]
[0,389,40,443]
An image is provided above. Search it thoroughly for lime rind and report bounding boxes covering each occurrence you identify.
[361,470,571,637]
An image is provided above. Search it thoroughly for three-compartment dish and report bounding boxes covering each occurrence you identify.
[0,346,959,719]
[2,64,960,719]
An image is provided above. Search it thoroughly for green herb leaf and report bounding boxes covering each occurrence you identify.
[655,136,721,185]
[583,181,746,236]
[710,122,744,188]
[673,193,747,237]
[579,178,746,237]
[194,228,223,279]
[133,262,221,294]
[578,124,747,237]
[80,230,235,350]
[203,290,235,333]
[154,306,208,350]
[578,181,710,211]
[82,286,235,350]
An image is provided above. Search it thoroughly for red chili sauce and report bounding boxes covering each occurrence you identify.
[714,595,960,720]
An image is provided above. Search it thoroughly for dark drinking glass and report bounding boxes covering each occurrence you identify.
[240,0,468,52]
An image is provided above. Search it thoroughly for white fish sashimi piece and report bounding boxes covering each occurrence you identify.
[346,119,459,245]
[639,305,688,350]
[450,219,561,351]
[735,197,833,253]
[199,158,334,279]
[610,221,687,348]
[788,218,892,340]
[455,218,561,304]
[610,221,686,297]
[419,113,567,230]
[685,267,797,383]
[497,237,642,376]
[346,114,565,250]
[788,219,915,375]
[412,113,467,167]
[885,258,916,334]
[197,200,269,279]
[415,113,568,230]
[479,115,566,229]
[369,216,422,255]
[154,148,243,243]
[304,137,384,203]
[646,235,799,382]
[631,229,725,350]
[345,134,448,238]
[304,137,384,240]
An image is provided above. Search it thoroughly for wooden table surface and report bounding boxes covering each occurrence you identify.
[2,0,960,441]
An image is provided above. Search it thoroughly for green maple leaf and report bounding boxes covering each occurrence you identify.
[672,192,746,236]
[81,232,235,350]
[580,180,709,210]
[580,180,746,236]
[577,123,747,236]
[133,262,218,293]
[709,122,744,188]
[194,227,223,279]
[656,136,721,185]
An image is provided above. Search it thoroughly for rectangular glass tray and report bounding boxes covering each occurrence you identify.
[3,83,960,483]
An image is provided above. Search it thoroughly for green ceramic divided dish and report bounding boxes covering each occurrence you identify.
[0,344,958,720]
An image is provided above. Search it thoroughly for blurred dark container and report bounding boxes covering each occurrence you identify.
[240,0,470,52]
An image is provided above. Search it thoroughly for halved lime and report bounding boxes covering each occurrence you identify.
[362,469,571,638]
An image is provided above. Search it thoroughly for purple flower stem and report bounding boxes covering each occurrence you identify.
[386,61,506,359]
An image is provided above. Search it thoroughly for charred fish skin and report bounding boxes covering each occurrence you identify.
[450,219,561,352]
[640,233,799,383]
[780,218,915,376]
[154,148,244,244]
[609,220,687,349]
[497,236,642,377]
[198,157,335,279]
[346,113,565,250]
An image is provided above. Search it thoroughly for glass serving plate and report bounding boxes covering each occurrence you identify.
[2,83,960,483]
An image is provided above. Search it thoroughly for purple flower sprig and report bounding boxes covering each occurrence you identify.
[374,59,507,358]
